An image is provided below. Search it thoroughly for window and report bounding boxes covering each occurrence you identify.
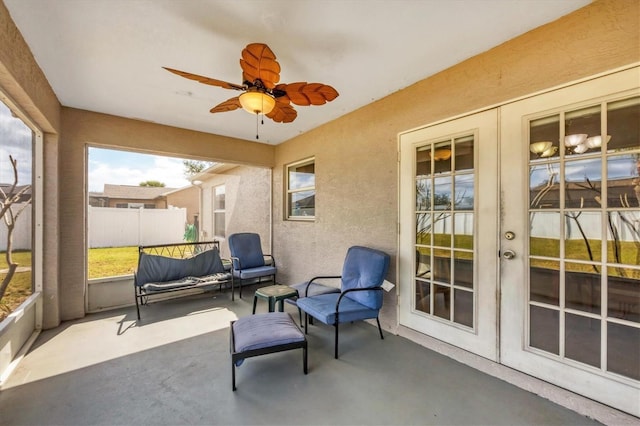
[286,158,315,220]
[0,95,41,323]
[213,185,225,238]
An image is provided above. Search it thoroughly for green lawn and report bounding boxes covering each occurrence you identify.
[0,250,33,321]
[0,247,140,321]
[87,246,139,279]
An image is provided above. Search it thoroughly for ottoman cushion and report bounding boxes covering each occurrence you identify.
[233,312,304,353]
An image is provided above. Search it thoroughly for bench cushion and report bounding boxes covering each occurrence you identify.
[135,248,225,286]
[232,312,304,353]
[141,272,232,293]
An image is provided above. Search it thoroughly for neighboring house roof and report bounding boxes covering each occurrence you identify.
[0,183,32,202]
[162,185,196,196]
[103,184,176,200]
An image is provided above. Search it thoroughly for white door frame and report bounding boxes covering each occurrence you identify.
[399,109,499,361]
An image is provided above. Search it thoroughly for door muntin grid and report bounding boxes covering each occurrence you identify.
[527,95,640,381]
[415,134,475,329]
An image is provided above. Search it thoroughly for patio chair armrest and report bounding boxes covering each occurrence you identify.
[230,256,242,271]
[304,275,341,297]
[264,254,276,267]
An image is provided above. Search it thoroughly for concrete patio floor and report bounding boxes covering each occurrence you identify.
[0,288,623,425]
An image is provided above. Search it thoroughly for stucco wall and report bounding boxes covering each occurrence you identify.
[271,0,640,332]
[166,186,199,224]
[197,165,271,260]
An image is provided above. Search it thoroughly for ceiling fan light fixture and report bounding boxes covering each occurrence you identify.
[239,91,276,115]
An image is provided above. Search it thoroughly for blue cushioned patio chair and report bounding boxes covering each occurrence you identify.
[296,246,390,359]
[228,233,277,299]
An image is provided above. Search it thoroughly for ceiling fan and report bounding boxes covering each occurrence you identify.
[163,43,339,131]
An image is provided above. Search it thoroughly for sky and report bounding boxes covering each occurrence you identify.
[0,101,32,185]
[88,147,192,192]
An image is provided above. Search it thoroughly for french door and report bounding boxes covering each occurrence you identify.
[399,109,499,361]
[399,66,639,416]
[500,67,639,416]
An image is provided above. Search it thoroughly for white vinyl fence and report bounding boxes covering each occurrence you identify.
[0,202,31,251]
[88,206,187,248]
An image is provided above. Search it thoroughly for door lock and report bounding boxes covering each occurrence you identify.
[503,250,516,260]
[504,231,516,240]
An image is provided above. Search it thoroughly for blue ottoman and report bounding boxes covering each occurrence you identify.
[230,312,307,391]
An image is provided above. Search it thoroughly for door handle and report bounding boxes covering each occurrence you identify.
[503,250,516,260]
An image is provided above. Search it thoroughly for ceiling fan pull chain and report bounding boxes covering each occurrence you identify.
[255,113,259,140]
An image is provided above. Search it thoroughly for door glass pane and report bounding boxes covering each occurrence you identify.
[434,176,452,210]
[607,322,640,380]
[565,105,601,157]
[530,163,560,209]
[416,146,432,176]
[607,154,639,208]
[530,259,560,306]
[433,213,451,247]
[415,279,431,314]
[607,266,640,323]
[607,212,640,267]
[416,213,431,245]
[433,284,450,320]
[564,158,601,208]
[432,250,451,284]
[564,211,601,262]
[530,306,559,355]
[565,313,600,368]
[433,141,452,174]
[453,212,473,250]
[607,96,640,153]
[454,289,473,327]
[415,247,431,279]
[453,251,473,289]
[565,262,601,314]
[530,212,560,257]
[454,174,474,210]
[530,114,560,161]
[416,178,431,210]
[454,136,474,172]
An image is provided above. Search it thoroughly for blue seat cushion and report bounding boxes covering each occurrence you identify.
[233,265,276,280]
[296,293,380,325]
[232,312,305,353]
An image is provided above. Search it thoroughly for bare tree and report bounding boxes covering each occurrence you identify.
[0,155,31,301]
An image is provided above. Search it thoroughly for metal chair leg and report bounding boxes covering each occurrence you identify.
[376,317,384,340]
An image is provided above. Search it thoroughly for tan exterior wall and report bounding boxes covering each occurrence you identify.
[271,0,640,332]
[166,186,199,224]
[197,165,271,260]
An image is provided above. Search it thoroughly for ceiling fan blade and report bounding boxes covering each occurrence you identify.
[266,101,297,123]
[210,97,242,114]
[276,82,339,106]
[163,67,245,91]
[240,43,281,89]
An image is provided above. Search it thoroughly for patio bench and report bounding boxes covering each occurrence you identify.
[134,241,233,319]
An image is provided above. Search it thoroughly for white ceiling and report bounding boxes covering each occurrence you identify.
[5,0,590,145]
